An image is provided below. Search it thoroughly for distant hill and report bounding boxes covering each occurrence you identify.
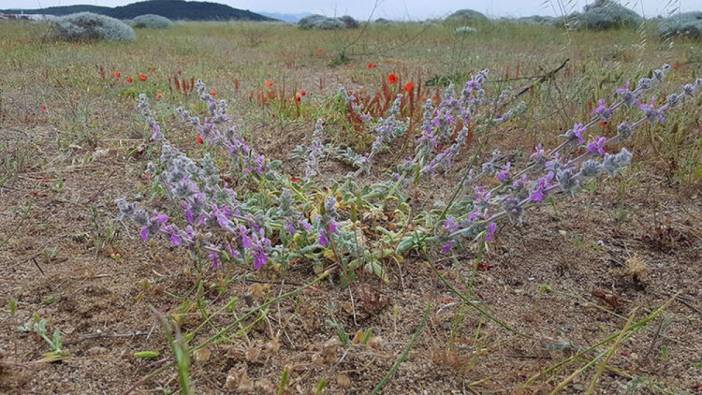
[1,0,276,21]
[258,11,313,23]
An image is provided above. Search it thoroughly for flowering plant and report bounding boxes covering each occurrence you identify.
[117,65,702,279]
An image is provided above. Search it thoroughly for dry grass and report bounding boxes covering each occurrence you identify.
[0,19,701,394]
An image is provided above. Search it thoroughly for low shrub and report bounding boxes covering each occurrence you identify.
[575,0,642,30]
[297,14,344,30]
[658,12,702,39]
[131,14,174,29]
[445,9,489,24]
[339,15,359,29]
[454,26,478,35]
[50,12,136,42]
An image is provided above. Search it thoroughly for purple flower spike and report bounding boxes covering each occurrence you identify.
[441,240,455,254]
[319,231,329,247]
[327,220,338,234]
[592,99,612,120]
[139,226,150,241]
[587,136,607,157]
[443,216,459,233]
[485,222,497,242]
[208,251,221,270]
[566,123,586,144]
[529,172,554,203]
[496,162,511,183]
[253,249,267,270]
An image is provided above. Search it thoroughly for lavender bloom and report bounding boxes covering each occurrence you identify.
[565,123,587,144]
[496,162,511,183]
[485,222,497,242]
[529,172,554,203]
[443,216,459,233]
[441,240,455,254]
[592,99,612,120]
[587,136,607,157]
[530,144,546,166]
[208,250,221,269]
[616,82,638,107]
[639,99,665,124]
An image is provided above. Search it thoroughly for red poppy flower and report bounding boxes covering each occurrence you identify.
[264,79,274,89]
[126,76,133,84]
[209,88,217,97]
[295,90,306,103]
[367,63,377,69]
[404,81,415,93]
[290,176,302,184]
[195,134,204,145]
[112,70,121,80]
[138,73,148,82]
[39,104,47,114]
[387,73,399,85]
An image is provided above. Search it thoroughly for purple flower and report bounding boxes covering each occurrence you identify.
[208,251,221,269]
[284,221,296,236]
[530,144,545,164]
[592,99,612,120]
[212,205,232,230]
[327,220,338,235]
[587,136,607,157]
[443,216,459,233]
[184,206,195,224]
[566,123,586,144]
[529,172,554,203]
[151,213,169,225]
[473,186,491,205]
[496,162,511,183]
[468,210,482,222]
[300,220,312,232]
[252,249,267,270]
[441,240,455,254]
[639,99,666,124]
[224,241,240,259]
[239,226,253,249]
[139,226,150,241]
[485,222,497,242]
[319,231,329,247]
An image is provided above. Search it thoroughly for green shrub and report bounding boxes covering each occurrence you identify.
[575,0,642,30]
[297,14,344,30]
[454,26,478,35]
[51,12,136,42]
[445,9,489,24]
[658,12,702,39]
[131,14,174,29]
[516,15,557,25]
[339,15,359,29]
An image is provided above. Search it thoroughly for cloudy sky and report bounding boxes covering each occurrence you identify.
[1,0,697,19]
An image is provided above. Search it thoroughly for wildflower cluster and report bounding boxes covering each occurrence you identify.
[117,66,702,277]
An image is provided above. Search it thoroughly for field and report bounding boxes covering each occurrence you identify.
[1,19,702,394]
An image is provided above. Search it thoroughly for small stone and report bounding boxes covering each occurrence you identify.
[337,373,351,388]
[194,347,211,363]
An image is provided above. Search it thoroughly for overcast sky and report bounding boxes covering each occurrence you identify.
[1,0,697,19]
